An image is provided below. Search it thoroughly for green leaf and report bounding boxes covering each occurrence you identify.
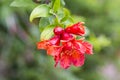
[48,16,56,25]
[57,8,65,22]
[53,0,61,12]
[30,4,50,22]
[49,9,60,24]
[39,17,50,32]
[10,0,37,8]
[61,16,74,26]
[59,8,74,26]
[39,16,56,32]
[40,25,54,40]
[63,8,70,16]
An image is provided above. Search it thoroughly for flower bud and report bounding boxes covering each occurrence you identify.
[54,27,64,35]
[65,22,85,36]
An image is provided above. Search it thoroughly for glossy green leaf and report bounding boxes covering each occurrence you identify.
[10,0,37,8]
[57,8,65,22]
[49,8,70,24]
[60,8,74,26]
[40,25,54,40]
[53,0,61,12]
[39,16,56,32]
[49,9,60,24]
[30,4,50,22]
[61,16,74,26]
[39,17,50,32]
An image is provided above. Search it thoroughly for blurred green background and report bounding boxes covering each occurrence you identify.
[0,0,120,80]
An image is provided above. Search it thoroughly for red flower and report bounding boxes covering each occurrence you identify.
[37,22,93,69]
[65,22,85,36]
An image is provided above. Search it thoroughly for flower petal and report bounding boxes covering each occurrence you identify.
[63,42,73,51]
[54,55,60,67]
[37,40,48,50]
[83,41,93,55]
[60,54,71,69]
[47,45,62,56]
[71,51,85,67]
[73,41,86,54]
[49,35,60,45]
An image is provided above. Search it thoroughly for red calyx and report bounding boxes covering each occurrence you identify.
[54,27,64,35]
[61,32,74,41]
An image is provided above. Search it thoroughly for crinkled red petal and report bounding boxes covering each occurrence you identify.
[71,51,85,67]
[54,55,60,67]
[48,35,60,45]
[83,41,93,55]
[37,40,49,50]
[73,40,86,54]
[62,42,73,51]
[47,45,62,56]
[60,54,71,69]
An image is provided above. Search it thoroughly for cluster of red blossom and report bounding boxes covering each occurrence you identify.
[37,22,93,69]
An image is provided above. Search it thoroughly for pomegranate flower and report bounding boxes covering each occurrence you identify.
[37,22,93,69]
